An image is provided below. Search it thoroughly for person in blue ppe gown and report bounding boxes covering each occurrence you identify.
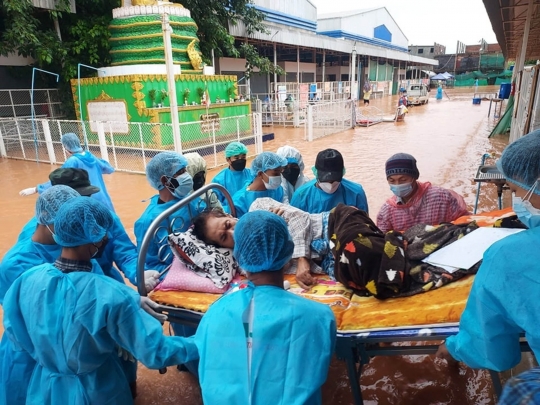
[2,197,197,405]
[184,152,223,211]
[291,148,368,214]
[211,141,253,212]
[276,145,309,203]
[232,151,287,218]
[0,186,101,405]
[0,185,81,302]
[15,168,161,292]
[134,152,203,374]
[18,133,116,212]
[194,210,336,404]
[134,151,204,272]
[436,129,540,372]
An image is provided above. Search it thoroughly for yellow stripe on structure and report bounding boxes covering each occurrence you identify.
[110,33,200,42]
[109,21,198,29]
[110,59,193,66]
[110,47,188,54]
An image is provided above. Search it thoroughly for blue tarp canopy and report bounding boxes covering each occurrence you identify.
[432,72,454,80]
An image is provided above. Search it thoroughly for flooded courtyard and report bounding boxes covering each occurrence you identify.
[0,86,513,404]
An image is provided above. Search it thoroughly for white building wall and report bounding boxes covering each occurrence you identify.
[318,8,409,50]
[316,66,350,81]
[253,0,317,23]
[219,58,260,74]
[0,53,35,67]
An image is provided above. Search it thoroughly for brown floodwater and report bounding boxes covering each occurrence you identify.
[0,86,516,404]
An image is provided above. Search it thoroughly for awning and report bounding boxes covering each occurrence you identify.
[482,0,540,59]
[431,72,454,80]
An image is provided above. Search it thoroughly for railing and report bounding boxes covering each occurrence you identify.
[251,97,307,128]
[0,114,263,173]
[0,88,64,119]
[305,100,355,141]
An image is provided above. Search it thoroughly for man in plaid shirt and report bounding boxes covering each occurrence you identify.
[499,367,540,405]
[376,153,470,233]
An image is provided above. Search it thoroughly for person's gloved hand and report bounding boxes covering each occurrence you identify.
[140,296,167,323]
[144,270,161,292]
[117,346,135,363]
[19,187,37,196]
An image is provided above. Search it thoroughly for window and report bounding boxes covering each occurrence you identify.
[418,49,424,54]
[430,47,434,53]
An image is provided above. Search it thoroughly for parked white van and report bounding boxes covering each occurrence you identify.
[406,84,430,105]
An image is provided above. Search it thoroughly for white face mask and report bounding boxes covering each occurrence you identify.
[512,182,540,229]
[263,173,282,190]
[319,181,340,194]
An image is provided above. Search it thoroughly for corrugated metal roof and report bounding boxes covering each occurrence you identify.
[32,0,76,13]
[483,0,540,59]
[229,21,437,65]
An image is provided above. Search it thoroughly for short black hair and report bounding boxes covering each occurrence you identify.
[192,209,228,245]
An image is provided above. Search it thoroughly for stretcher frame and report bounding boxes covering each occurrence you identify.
[136,185,532,404]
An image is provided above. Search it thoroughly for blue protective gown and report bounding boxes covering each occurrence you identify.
[211,167,253,213]
[232,185,285,218]
[2,264,198,405]
[445,226,540,371]
[134,195,204,271]
[0,240,62,305]
[195,283,336,405]
[15,214,138,285]
[37,151,115,212]
[290,178,369,214]
[0,248,104,405]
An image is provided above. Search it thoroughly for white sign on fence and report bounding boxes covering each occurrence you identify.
[87,101,129,134]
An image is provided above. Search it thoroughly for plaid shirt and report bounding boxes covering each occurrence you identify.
[54,257,93,274]
[249,198,320,259]
[376,182,470,233]
[499,367,540,405]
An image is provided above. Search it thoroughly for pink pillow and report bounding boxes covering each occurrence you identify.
[156,257,240,294]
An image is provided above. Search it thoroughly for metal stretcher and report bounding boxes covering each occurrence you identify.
[136,185,531,405]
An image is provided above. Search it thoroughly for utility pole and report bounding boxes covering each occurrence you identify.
[162,12,182,153]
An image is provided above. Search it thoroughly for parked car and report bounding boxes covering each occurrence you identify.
[406,84,430,105]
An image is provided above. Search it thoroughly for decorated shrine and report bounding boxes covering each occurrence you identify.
[70,0,251,149]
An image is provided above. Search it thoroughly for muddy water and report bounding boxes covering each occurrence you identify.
[0,86,511,404]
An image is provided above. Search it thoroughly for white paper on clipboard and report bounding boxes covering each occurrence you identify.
[422,227,525,272]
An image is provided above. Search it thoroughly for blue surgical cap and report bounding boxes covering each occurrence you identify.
[53,197,113,247]
[61,133,83,153]
[225,142,248,158]
[250,152,287,175]
[498,129,540,195]
[35,185,80,225]
[146,152,188,190]
[233,211,294,272]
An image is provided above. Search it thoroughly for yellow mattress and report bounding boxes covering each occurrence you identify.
[151,273,474,332]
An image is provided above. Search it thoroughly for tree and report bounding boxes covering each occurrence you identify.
[181,0,284,78]
[0,0,282,117]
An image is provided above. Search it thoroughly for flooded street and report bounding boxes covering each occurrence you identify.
[0,86,512,404]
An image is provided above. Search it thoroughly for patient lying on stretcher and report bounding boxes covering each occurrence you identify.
[158,198,524,298]
[188,198,329,290]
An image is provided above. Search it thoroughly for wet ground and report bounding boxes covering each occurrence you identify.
[0,86,514,404]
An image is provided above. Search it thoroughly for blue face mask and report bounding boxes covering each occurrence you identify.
[390,182,413,198]
[512,194,540,229]
[263,173,282,190]
[168,172,193,199]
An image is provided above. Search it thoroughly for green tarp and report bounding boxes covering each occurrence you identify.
[489,93,514,137]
